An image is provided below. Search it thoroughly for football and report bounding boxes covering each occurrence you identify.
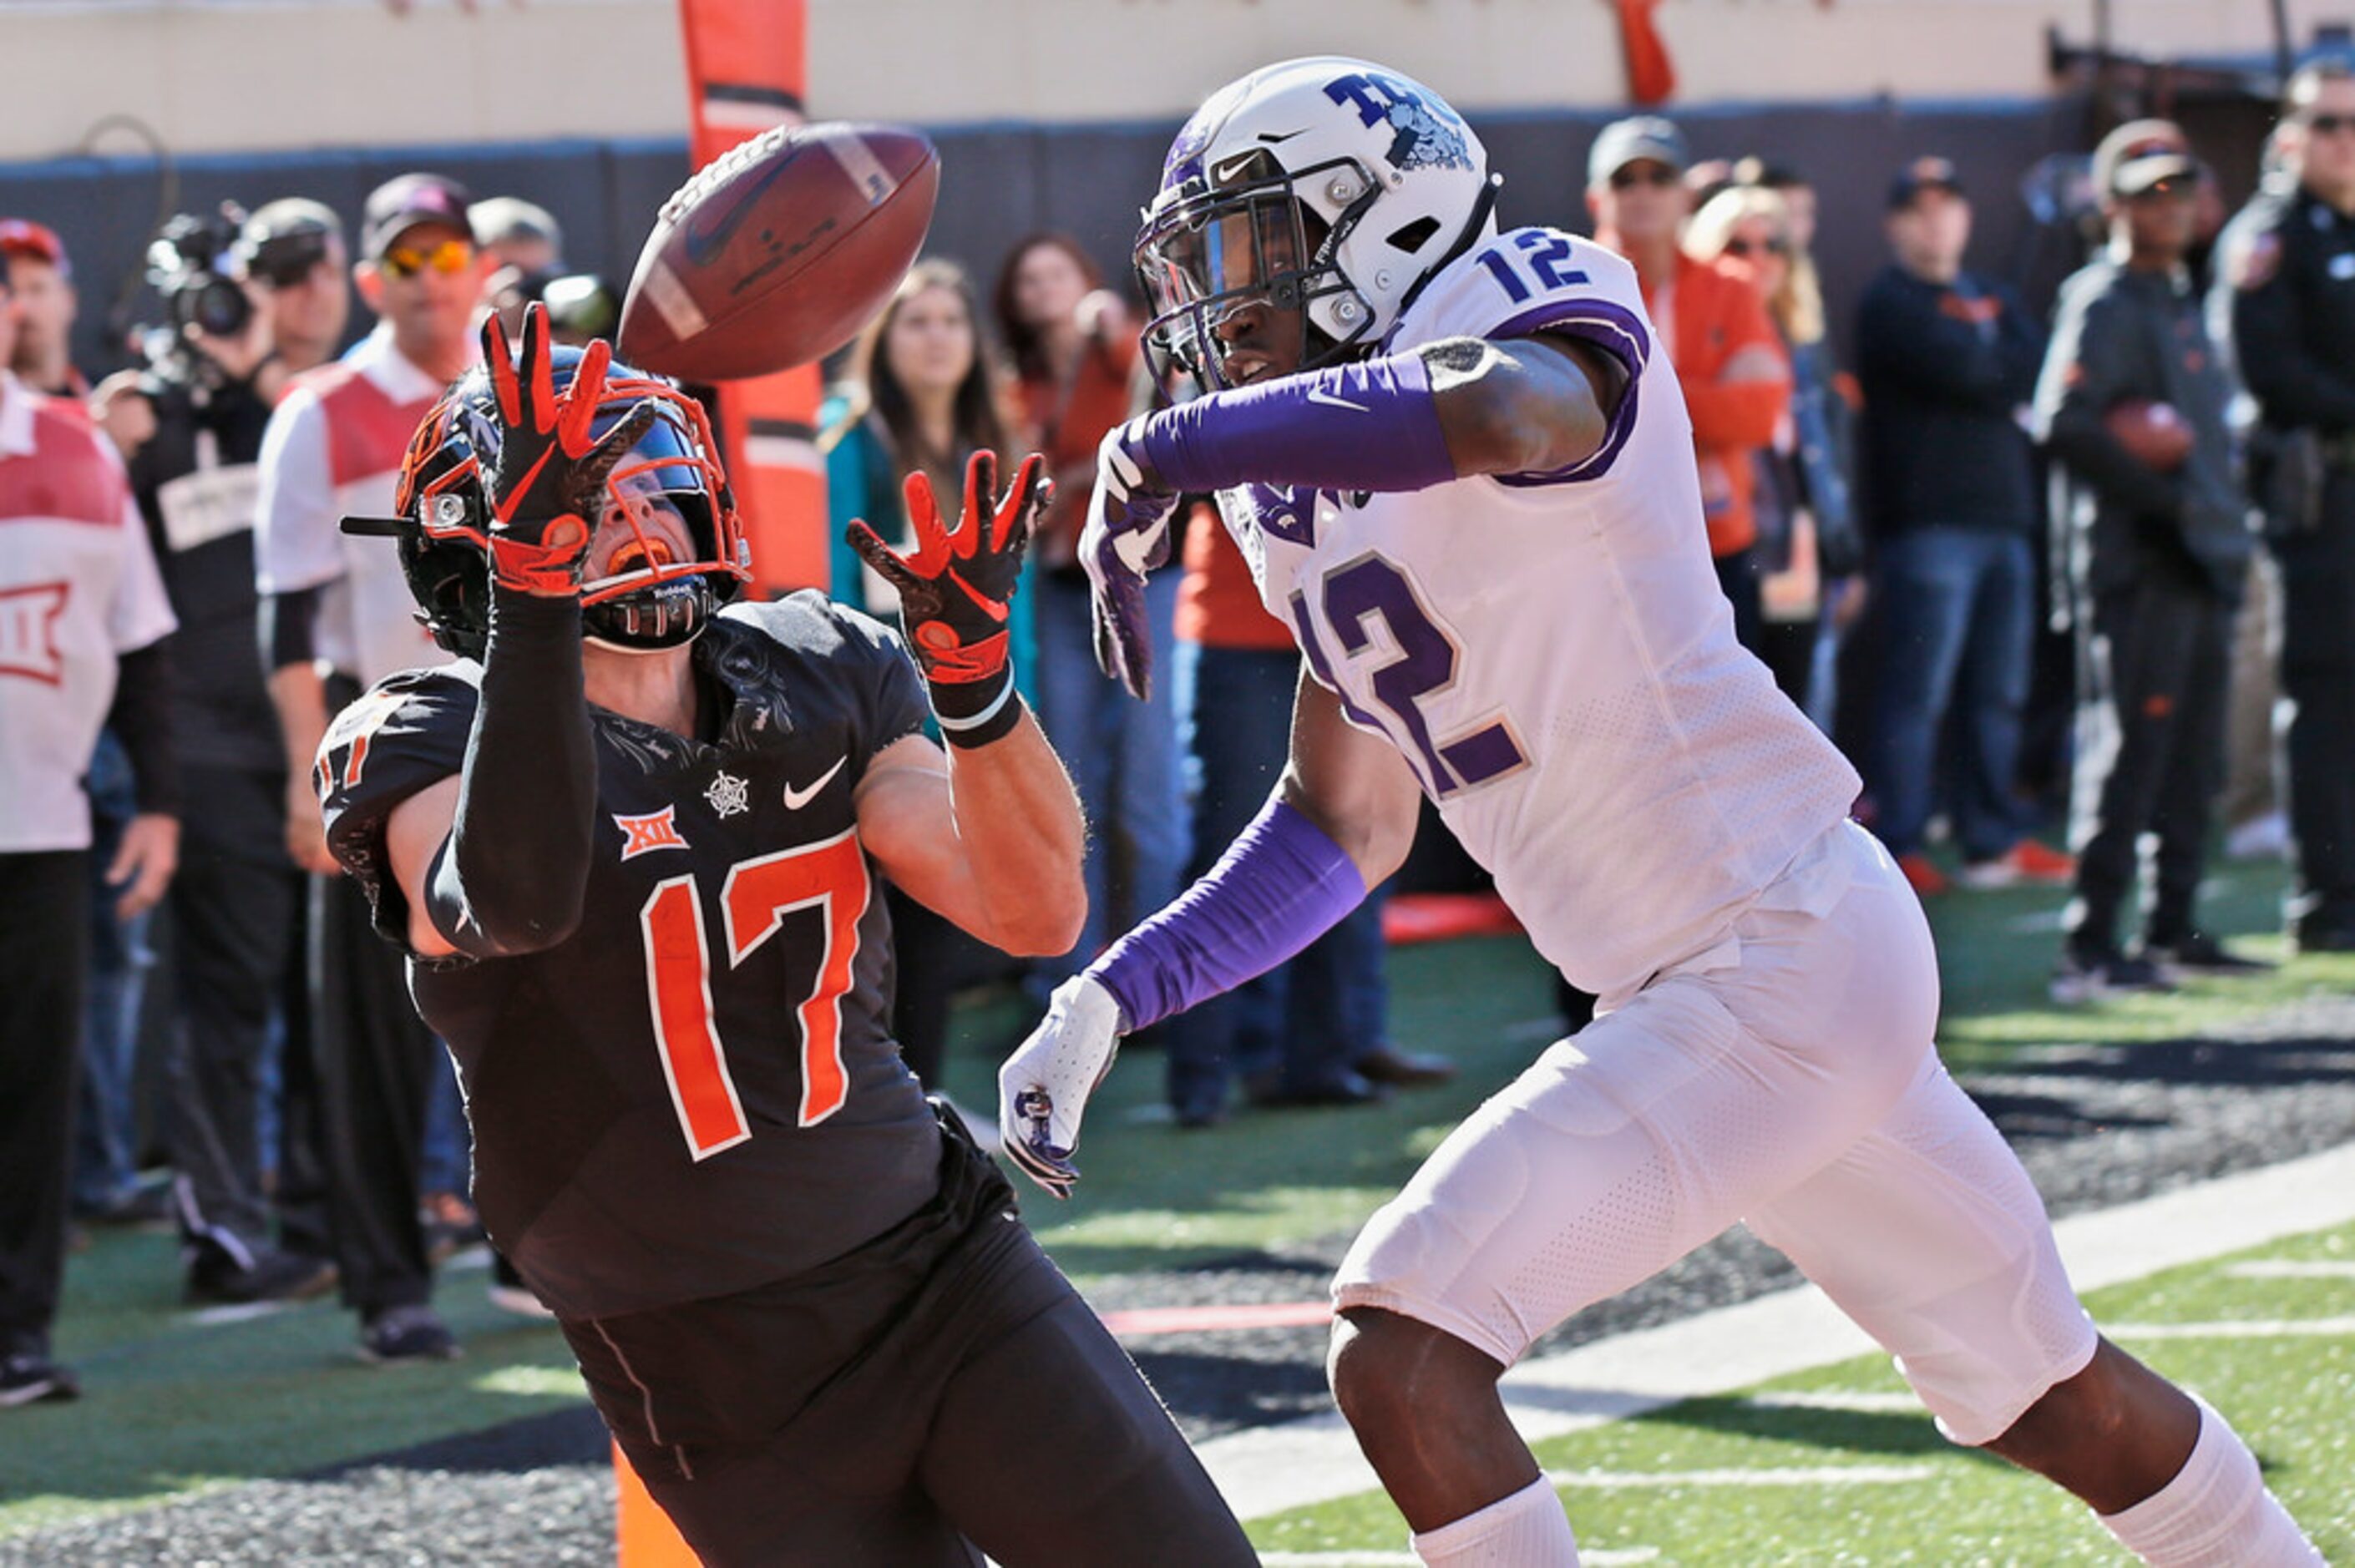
[619,121,940,382]
[2104,398,2194,474]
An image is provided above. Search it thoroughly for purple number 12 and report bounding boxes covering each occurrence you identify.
[1290,554,1527,798]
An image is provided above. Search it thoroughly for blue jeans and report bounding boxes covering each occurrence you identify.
[1163,641,1390,1118]
[74,731,154,1212]
[1026,569,1191,991]
[1869,526,2035,861]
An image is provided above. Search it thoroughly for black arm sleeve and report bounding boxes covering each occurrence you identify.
[423,588,597,959]
[106,638,182,818]
[264,585,321,671]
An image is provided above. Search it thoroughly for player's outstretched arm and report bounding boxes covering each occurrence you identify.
[1083,335,1626,697]
[850,452,1087,959]
[995,675,1421,1196]
[375,306,658,961]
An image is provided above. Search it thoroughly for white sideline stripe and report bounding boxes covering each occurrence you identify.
[1742,1389,1925,1414]
[2230,1260,2355,1279]
[1544,1464,1935,1489]
[2109,1314,2355,1340]
[1204,1137,2355,1522]
[1262,1544,1667,1554]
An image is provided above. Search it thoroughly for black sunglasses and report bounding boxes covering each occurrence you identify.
[1724,236,1791,258]
[2303,113,2355,136]
[1609,164,1681,190]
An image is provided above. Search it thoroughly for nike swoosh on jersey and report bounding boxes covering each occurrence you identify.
[1306,387,1370,412]
[782,756,848,812]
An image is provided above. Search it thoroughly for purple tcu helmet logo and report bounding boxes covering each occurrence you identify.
[1323,71,1471,174]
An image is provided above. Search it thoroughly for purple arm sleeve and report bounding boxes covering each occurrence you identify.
[1091,797,1368,1031]
[1137,352,1457,498]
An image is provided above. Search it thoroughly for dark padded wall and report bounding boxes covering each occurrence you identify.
[0,94,2105,382]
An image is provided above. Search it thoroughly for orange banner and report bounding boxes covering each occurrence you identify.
[677,0,827,595]
[1616,0,1678,106]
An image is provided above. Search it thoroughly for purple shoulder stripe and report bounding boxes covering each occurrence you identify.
[1488,298,1651,488]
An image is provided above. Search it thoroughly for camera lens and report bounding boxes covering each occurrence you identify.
[181,277,252,339]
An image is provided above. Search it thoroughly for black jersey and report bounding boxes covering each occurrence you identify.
[319,591,939,1318]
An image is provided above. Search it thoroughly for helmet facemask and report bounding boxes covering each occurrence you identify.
[574,395,741,652]
[1136,153,1377,399]
[382,353,750,660]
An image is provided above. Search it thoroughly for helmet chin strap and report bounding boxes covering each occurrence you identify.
[1392,171,1504,324]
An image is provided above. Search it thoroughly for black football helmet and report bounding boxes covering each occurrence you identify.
[351,346,749,659]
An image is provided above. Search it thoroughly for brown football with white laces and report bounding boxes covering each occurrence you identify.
[619,121,939,382]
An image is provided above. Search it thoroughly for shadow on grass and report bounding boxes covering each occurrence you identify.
[1614,1393,2010,1471]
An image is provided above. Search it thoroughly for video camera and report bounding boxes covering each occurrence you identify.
[147,204,254,342]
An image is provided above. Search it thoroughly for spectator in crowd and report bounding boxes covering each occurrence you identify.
[1686,184,1863,715]
[1857,155,2072,896]
[468,195,563,281]
[2212,62,2355,952]
[1586,117,1790,650]
[0,219,159,1228]
[0,250,180,1407]
[993,233,1188,1004]
[94,200,356,1302]
[242,199,352,373]
[2038,121,2266,1001]
[254,171,488,1362]
[0,218,87,397]
[823,258,1025,1125]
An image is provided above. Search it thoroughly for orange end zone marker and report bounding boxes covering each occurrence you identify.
[616,1443,700,1567]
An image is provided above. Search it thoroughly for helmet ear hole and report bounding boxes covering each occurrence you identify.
[1385,216,1441,254]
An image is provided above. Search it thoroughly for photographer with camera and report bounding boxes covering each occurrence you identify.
[255,172,489,1362]
[90,199,352,1305]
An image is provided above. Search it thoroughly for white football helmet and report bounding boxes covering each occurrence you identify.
[1135,56,1500,395]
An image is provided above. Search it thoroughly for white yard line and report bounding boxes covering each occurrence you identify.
[2230,1260,2355,1279]
[1543,1464,1935,1489]
[1204,1138,2355,1522]
[2108,1314,2355,1340]
[1007,1533,1684,1566]
[1740,1389,1927,1414]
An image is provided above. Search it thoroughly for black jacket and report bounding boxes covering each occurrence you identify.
[1855,264,2045,540]
[125,373,283,774]
[2036,255,2250,605]
[2211,177,2355,438]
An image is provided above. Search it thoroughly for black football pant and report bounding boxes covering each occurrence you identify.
[311,866,438,1315]
[2067,567,2232,950]
[570,1121,1255,1567]
[165,764,305,1267]
[0,852,89,1358]
[2275,493,2355,930]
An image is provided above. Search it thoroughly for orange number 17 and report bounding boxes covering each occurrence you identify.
[637,830,870,1159]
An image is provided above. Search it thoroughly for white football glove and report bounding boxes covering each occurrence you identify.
[997,974,1127,1199]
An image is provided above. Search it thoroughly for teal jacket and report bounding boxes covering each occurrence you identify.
[821,392,1038,708]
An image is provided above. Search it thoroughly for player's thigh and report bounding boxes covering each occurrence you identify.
[1745,1052,2098,1447]
[636,1449,980,1568]
[919,1288,1256,1568]
[1337,827,1939,1368]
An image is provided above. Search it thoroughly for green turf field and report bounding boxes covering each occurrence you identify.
[1247,1222,2355,1563]
[6,851,2352,1552]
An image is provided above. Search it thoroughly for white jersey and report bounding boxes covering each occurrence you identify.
[1218,229,1859,999]
[254,325,458,688]
[0,374,179,852]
